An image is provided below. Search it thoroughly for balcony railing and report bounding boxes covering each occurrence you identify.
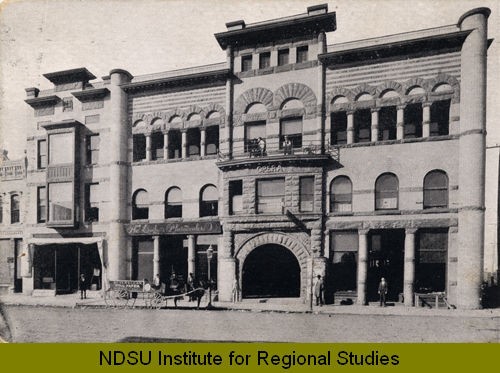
[0,159,26,181]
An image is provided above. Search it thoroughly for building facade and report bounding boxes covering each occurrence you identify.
[3,5,492,308]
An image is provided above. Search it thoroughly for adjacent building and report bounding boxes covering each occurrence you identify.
[0,5,493,309]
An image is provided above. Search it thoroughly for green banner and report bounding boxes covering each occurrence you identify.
[0,343,498,372]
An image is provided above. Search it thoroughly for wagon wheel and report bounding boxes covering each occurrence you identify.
[150,293,164,310]
[105,289,130,308]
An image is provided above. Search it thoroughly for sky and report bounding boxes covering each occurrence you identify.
[0,0,499,266]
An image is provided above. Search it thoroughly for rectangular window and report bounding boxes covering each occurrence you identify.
[259,52,271,69]
[37,139,47,169]
[278,49,289,66]
[430,100,450,136]
[404,103,423,138]
[300,176,314,212]
[133,134,147,162]
[331,112,347,145]
[37,186,47,223]
[62,97,73,112]
[354,109,371,143]
[330,231,358,292]
[187,128,201,157]
[85,134,100,165]
[241,55,253,72]
[296,46,308,63]
[168,130,182,159]
[229,180,243,215]
[151,132,164,160]
[256,178,285,214]
[85,183,99,222]
[205,126,219,155]
[244,121,266,154]
[280,117,303,149]
[417,229,448,292]
[49,132,74,164]
[378,106,397,141]
[48,182,73,223]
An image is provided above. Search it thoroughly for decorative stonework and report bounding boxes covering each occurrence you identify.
[273,83,317,109]
[234,87,274,114]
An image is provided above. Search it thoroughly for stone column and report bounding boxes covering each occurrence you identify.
[187,235,196,276]
[107,69,133,281]
[163,131,169,160]
[396,105,405,140]
[145,133,152,161]
[224,46,234,157]
[357,229,369,305]
[371,108,379,142]
[181,129,187,159]
[200,128,206,157]
[404,228,417,306]
[346,111,354,144]
[457,8,490,309]
[422,103,431,138]
[153,235,160,278]
[218,230,235,302]
[317,31,326,151]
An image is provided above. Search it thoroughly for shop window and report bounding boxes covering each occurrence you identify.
[299,176,314,212]
[165,187,182,218]
[331,112,347,145]
[259,52,271,69]
[10,194,20,224]
[85,134,99,165]
[244,121,266,154]
[416,229,448,292]
[151,132,164,160]
[375,173,398,210]
[330,231,358,292]
[85,183,99,222]
[229,180,243,215]
[280,117,303,150]
[330,176,352,212]
[49,132,74,164]
[132,189,149,220]
[378,106,397,140]
[133,134,146,162]
[205,126,219,155]
[187,128,201,157]
[256,178,285,214]
[278,49,289,66]
[430,100,450,136]
[200,184,218,217]
[404,103,423,138]
[48,183,73,223]
[354,109,371,143]
[37,139,47,169]
[37,186,46,223]
[296,45,308,63]
[168,130,182,159]
[423,170,448,208]
[241,55,253,72]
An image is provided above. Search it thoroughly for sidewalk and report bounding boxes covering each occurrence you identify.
[1,292,499,318]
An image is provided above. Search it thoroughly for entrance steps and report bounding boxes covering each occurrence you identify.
[32,289,56,297]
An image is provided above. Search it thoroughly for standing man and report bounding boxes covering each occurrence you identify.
[378,277,388,307]
[79,274,87,300]
[283,135,292,155]
[314,275,325,306]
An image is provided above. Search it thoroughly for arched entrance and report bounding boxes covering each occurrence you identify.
[242,244,300,298]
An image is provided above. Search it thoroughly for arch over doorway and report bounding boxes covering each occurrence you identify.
[242,244,300,298]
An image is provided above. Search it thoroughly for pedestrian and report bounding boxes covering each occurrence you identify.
[378,277,388,307]
[153,274,161,290]
[232,278,240,303]
[257,137,266,156]
[79,273,87,300]
[314,274,324,306]
[283,135,292,155]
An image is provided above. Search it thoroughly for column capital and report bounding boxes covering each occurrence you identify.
[422,102,432,108]
[397,104,406,110]
[371,107,381,113]
[405,228,418,234]
[358,229,370,235]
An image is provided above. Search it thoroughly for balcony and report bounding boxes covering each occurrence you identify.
[0,159,26,181]
[216,140,339,170]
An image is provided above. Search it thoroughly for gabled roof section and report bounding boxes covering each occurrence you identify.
[215,4,336,50]
[43,68,96,85]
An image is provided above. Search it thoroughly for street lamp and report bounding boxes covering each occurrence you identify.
[206,245,214,309]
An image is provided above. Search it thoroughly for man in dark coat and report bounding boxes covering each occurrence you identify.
[314,275,325,306]
[378,277,388,307]
[79,274,87,299]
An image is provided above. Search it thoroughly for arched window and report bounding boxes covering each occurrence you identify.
[330,176,352,212]
[375,173,398,210]
[404,103,423,138]
[423,170,448,208]
[205,126,219,155]
[187,128,201,157]
[200,185,218,217]
[132,189,149,220]
[430,100,450,136]
[165,187,182,218]
[133,134,146,162]
[11,194,20,223]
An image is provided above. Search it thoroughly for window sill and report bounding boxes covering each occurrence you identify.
[374,209,401,215]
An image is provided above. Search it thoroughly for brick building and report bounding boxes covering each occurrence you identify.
[1,5,493,309]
